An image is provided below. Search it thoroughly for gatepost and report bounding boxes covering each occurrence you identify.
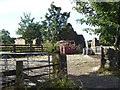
[52,53,67,79]
[15,61,24,89]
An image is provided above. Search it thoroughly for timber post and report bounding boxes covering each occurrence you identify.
[30,43,32,52]
[41,45,43,52]
[59,53,67,79]
[13,44,16,52]
[52,53,59,78]
[52,53,67,79]
[15,61,24,89]
[100,46,106,68]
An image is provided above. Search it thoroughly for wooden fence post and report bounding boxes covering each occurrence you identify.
[100,46,106,68]
[59,53,67,79]
[52,53,59,78]
[30,43,32,52]
[41,45,43,52]
[52,53,67,79]
[13,44,16,52]
[15,61,24,89]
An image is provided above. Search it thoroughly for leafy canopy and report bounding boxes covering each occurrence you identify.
[59,23,77,40]
[0,29,11,45]
[41,2,70,43]
[16,13,42,44]
[74,1,120,50]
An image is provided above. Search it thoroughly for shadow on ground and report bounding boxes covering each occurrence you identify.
[68,72,120,90]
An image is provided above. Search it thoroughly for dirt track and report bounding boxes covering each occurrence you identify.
[67,54,119,89]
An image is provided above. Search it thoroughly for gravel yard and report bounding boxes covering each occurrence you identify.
[67,54,100,75]
[67,54,119,89]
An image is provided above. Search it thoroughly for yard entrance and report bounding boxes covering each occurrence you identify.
[67,54,119,89]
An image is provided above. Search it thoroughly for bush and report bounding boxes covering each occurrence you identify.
[42,41,59,53]
[36,77,81,89]
[48,78,80,89]
[75,44,83,53]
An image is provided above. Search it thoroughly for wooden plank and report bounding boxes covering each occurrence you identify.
[23,64,58,71]
[0,52,49,55]
[1,70,16,76]
[24,73,42,86]
[26,72,53,78]
[1,64,58,76]
[2,79,15,86]
[0,45,45,52]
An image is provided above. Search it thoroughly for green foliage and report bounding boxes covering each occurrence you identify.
[16,13,42,44]
[74,2,120,50]
[75,44,83,53]
[0,29,11,45]
[9,38,15,44]
[47,78,80,89]
[59,23,77,40]
[41,2,70,44]
[42,40,59,53]
[97,66,120,77]
[13,78,81,89]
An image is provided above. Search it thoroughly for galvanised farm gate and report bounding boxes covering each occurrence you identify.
[0,52,67,89]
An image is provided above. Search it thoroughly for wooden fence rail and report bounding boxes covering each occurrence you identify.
[1,64,59,77]
[0,44,45,52]
[1,53,67,89]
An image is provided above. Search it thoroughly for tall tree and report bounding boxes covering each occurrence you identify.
[41,3,70,44]
[60,23,86,48]
[16,13,42,45]
[0,29,11,45]
[74,2,120,50]
[59,23,77,40]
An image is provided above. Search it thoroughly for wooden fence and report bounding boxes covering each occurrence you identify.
[91,46,114,54]
[0,44,45,52]
[0,52,67,89]
[100,46,120,69]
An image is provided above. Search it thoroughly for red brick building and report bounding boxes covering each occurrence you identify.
[59,40,75,54]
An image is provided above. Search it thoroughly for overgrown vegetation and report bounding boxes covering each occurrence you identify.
[4,77,81,90]
[75,44,83,53]
[96,63,120,77]
[38,77,81,89]
[42,40,59,53]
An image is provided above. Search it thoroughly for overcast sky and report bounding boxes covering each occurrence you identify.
[0,0,98,41]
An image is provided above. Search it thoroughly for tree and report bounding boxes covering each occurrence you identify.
[0,29,11,45]
[16,13,42,45]
[59,23,77,40]
[74,2,120,50]
[41,3,70,44]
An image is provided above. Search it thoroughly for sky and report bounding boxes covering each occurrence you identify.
[0,0,98,41]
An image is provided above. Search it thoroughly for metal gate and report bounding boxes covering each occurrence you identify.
[0,52,52,88]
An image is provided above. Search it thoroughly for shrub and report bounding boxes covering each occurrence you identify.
[42,41,59,53]
[75,44,83,53]
[36,77,81,89]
